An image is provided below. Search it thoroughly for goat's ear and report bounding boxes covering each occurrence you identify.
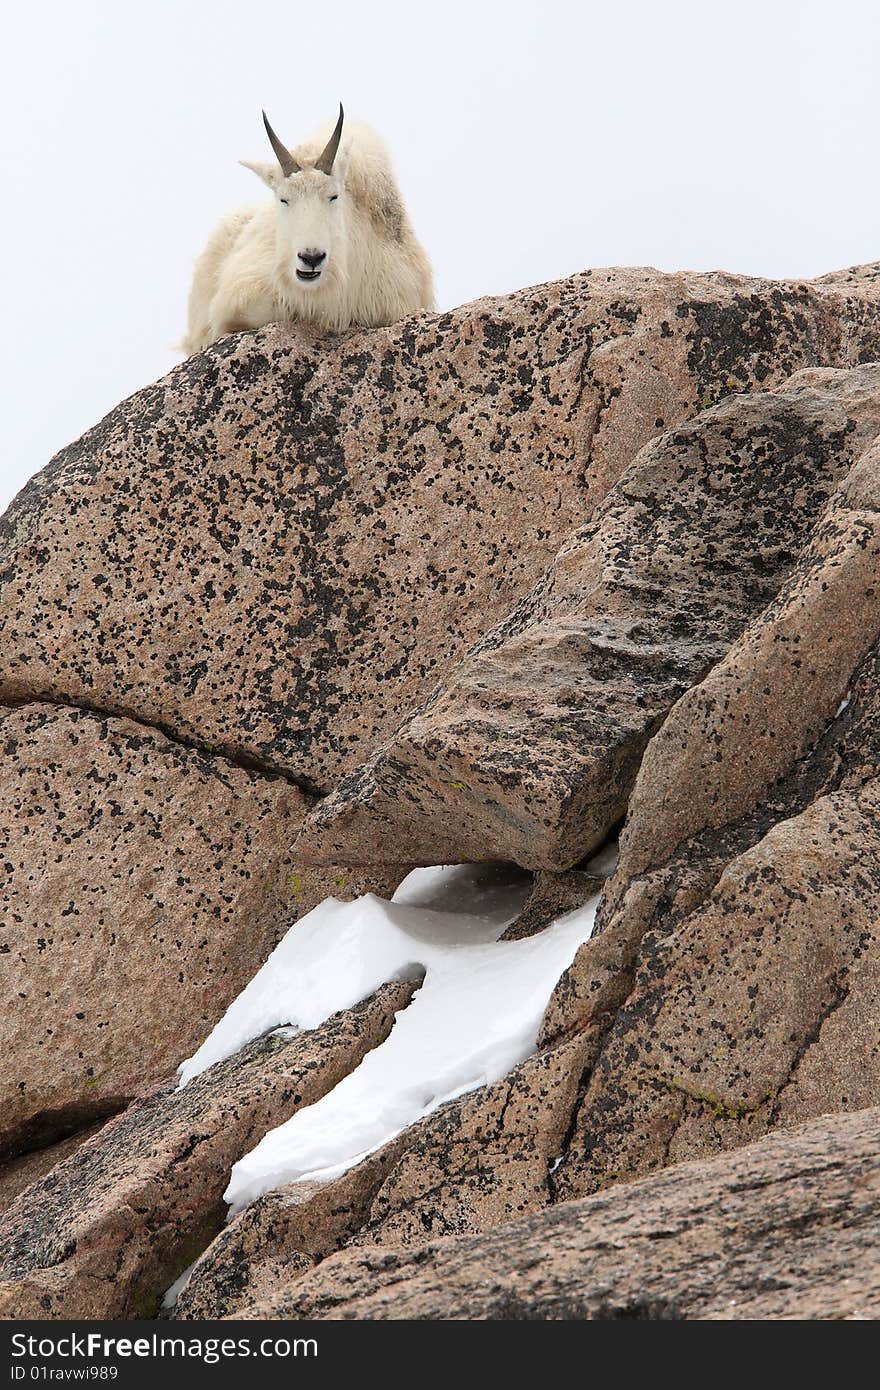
[239,160,279,190]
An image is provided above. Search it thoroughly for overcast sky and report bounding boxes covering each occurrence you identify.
[2,0,879,513]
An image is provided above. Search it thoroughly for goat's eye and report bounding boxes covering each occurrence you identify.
[279,198,289,206]
[328,194,338,202]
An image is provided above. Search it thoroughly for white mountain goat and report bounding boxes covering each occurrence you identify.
[182,106,434,354]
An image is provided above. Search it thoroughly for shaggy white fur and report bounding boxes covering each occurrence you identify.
[182,111,434,354]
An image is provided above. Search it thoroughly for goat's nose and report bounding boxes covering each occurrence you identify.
[299,249,326,268]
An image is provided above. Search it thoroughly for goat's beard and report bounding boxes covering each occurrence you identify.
[275,254,353,331]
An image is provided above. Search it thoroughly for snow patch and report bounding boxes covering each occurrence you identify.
[162,1258,198,1310]
[177,862,599,1213]
[178,864,528,1087]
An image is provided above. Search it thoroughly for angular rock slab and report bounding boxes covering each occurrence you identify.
[173,1139,413,1319]
[0,984,411,1320]
[173,1030,595,1317]
[555,779,880,1199]
[0,702,308,1159]
[356,1030,596,1247]
[0,1122,108,1217]
[617,456,880,879]
[541,463,880,1043]
[296,364,880,869]
[4,268,880,791]
[242,1105,880,1320]
[541,449,880,1197]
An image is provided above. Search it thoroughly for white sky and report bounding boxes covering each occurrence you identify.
[2,0,879,514]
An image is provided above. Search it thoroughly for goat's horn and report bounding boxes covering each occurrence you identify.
[262,110,300,177]
[315,103,344,175]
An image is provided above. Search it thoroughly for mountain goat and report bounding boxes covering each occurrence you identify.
[182,106,434,354]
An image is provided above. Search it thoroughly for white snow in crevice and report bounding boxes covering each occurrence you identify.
[178,863,530,1087]
[836,691,852,718]
[162,1258,198,1311]
[177,860,600,1214]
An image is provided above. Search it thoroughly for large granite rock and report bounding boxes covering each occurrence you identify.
[542,430,880,1198]
[0,985,411,1319]
[238,1104,880,1320]
[5,265,880,1322]
[3,268,880,794]
[173,1029,594,1317]
[173,1139,413,1320]
[270,379,880,1251]
[0,702,308,1160]
[555,779,880,1199]
[296,363,880,869]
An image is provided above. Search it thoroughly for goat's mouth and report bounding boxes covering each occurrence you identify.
[296,269,322,284]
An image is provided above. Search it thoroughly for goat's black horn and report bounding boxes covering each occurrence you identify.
[315,103,344,175]
[262,110,300,177]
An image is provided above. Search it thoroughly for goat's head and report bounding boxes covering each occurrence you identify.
[242,106,348,292]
